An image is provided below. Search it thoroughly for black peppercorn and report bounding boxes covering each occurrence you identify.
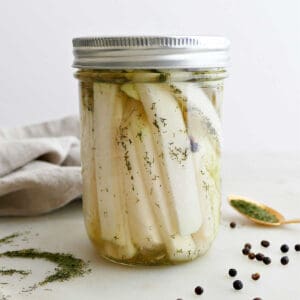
[281,256,289,265]
[251,273,260,280]
[233,280,243,290]
[242,248,250,255]
[253,298,262,300]
[194,286,204,295]
[280,244,289,253]
[255,253,264,261]
[295,244,300,251]
[244,243,252,249]
[228,268,237,277]
[263,256,271,265]
[248,252,256,260]
[261,240,270,248]
[230,222,236,228]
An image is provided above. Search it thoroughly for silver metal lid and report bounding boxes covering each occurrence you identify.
[72,36,230,69]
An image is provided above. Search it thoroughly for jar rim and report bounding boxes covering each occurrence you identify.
[72,35,230,70]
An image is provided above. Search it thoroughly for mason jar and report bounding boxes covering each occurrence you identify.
[72,36,229,265]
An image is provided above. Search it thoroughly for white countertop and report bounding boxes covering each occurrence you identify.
[1,153,300,300]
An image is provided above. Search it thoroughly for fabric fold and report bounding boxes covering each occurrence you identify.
[0,116,82,216]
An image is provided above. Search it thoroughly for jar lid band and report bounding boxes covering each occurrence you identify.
[72,36,230,69]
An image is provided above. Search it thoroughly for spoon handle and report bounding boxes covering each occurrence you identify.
[282,219,300,224]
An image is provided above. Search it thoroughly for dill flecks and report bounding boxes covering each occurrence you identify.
[168,146,188,164]
[153,119,160,132]
[0,269,31,276]
[0,249,90,285]
[0,233,21,245]
[158,73,168,82]
[230,199,279,223]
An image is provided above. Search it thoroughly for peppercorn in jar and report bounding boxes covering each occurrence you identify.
[72,36,230,265]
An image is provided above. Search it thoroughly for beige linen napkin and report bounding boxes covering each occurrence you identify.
[0,116,82,216]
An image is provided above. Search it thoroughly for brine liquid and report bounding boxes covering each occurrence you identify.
[78,70,223,265]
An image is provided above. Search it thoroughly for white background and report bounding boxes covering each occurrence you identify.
[0,0,299,152]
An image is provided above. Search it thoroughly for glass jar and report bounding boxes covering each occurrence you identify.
[73,36,229,265]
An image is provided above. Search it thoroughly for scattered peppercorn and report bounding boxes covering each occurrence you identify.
[230,222,236,228]
[261,240,270,248]
[255,253,264,261]
[248,253,256,260]
[244,243,252,249]
[194,286,204,295]
[242,248,250,255]
[228,268,237,277]
[233,280,243,290]
[281,256,289,265]
[295,244,300,251]
[251,273,260,281]
[280,244,289,253]
[263,257,271,265]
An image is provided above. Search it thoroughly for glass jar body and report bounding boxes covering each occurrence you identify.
[76,69,225,265]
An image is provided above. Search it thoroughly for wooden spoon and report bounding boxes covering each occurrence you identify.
[228,195,300,226]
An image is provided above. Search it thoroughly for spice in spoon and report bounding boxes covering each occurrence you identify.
[230,199,279,224]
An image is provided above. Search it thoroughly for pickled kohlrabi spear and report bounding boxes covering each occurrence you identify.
[171,83,222,145]
[124,98,197,260]
[118,101,163,251]
[192,165,220,253]
[103,158,137,259]
[188,111,219,252]
[93,83,135,255]
[202,85,223,117]
[135,83,202,236]
[171,82,221,188]
[193,153,220,250]
[171,83,221,250]
[79,84,102,241]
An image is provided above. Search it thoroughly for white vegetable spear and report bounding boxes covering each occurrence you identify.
[93,83,133,249]
[125,98,197,261]
[79,84,102,241]
[119,101,163,252]
[135,83,202,236]
[172,82,222,146]
[172,83,221,251]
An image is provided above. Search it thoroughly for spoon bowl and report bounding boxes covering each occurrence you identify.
[228,195,300,227]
